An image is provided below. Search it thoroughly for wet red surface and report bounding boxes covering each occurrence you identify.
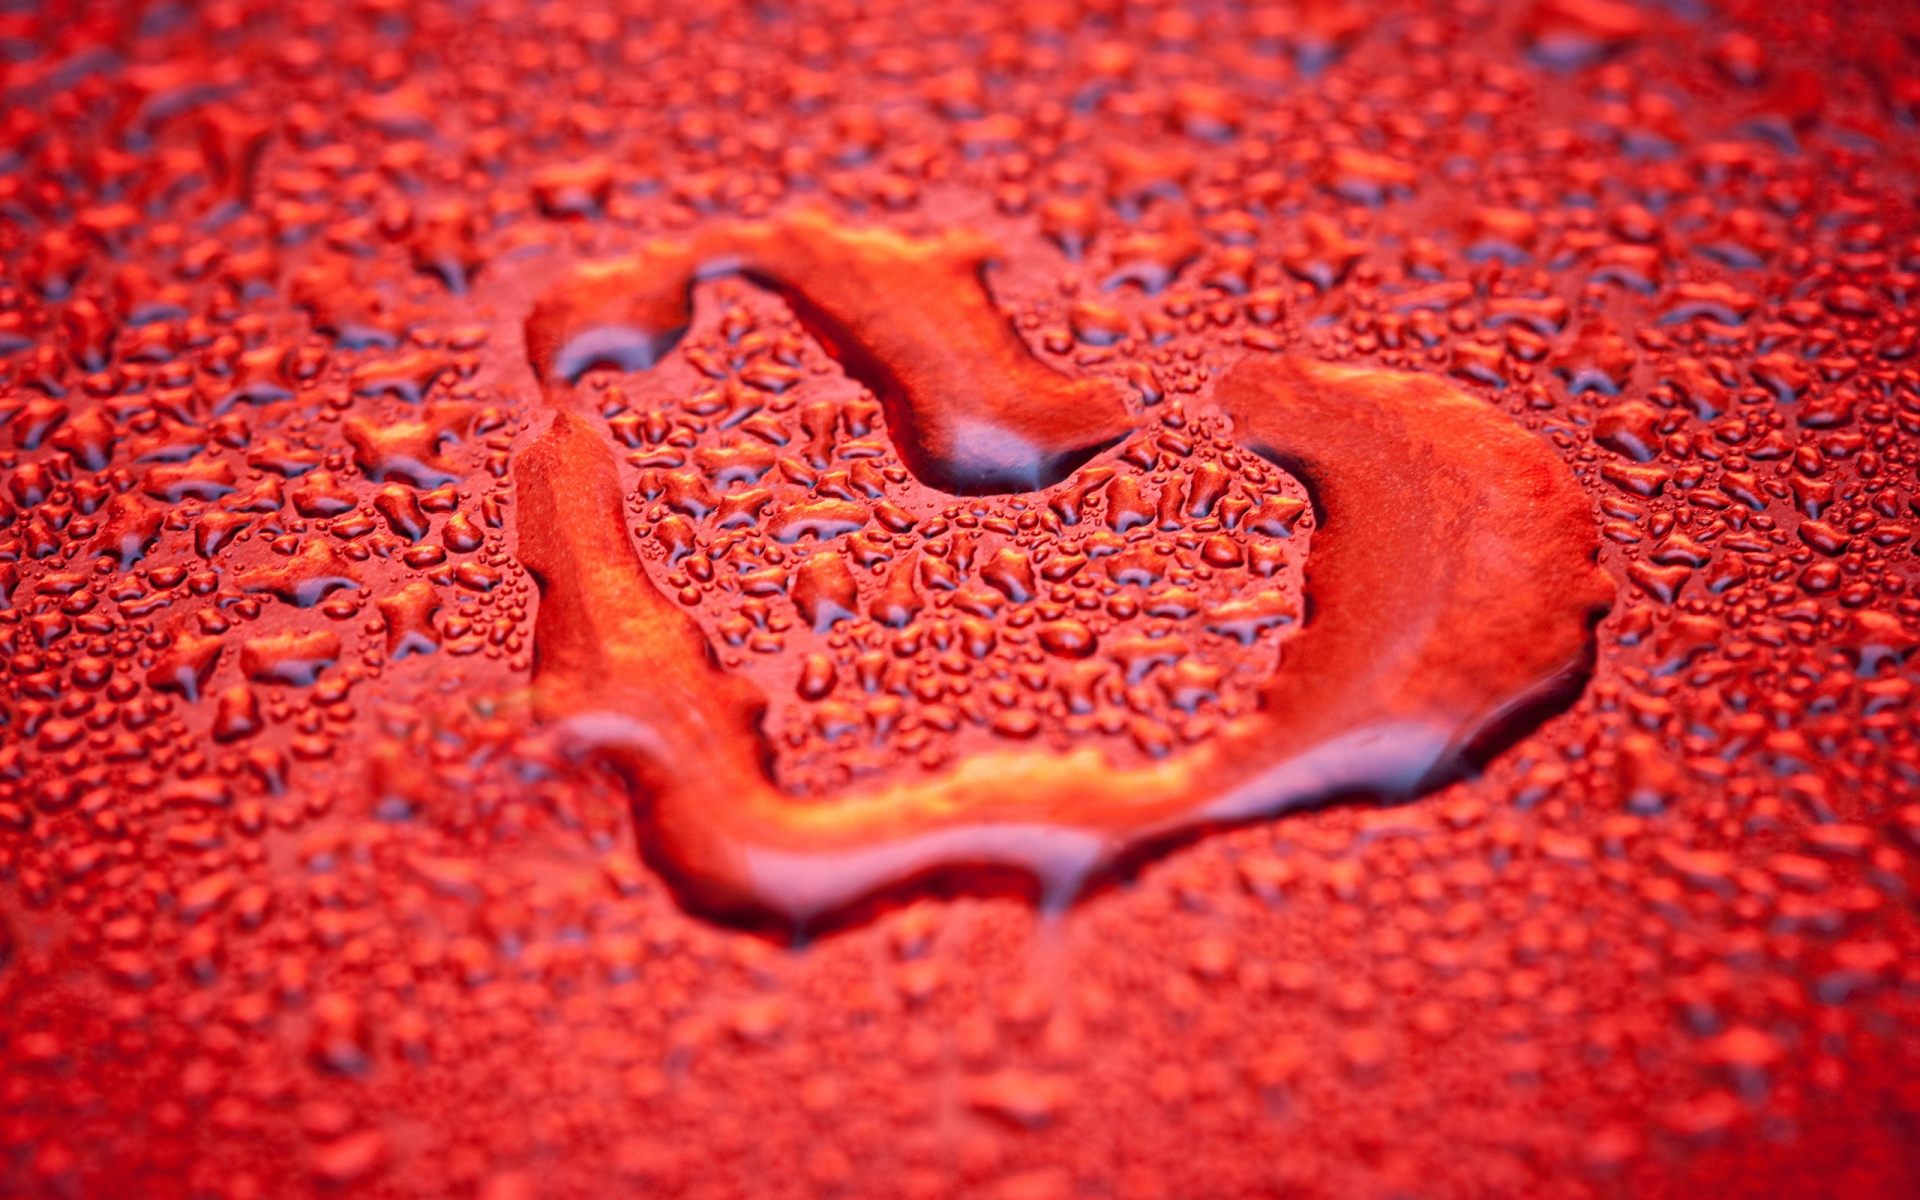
[5,0,1920,1196]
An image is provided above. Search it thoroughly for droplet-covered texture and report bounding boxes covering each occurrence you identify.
[5,1,1920,1198]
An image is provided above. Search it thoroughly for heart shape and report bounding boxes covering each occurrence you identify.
[515,212,1613,929]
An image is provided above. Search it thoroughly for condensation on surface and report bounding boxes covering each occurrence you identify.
[2,0,1920,1197]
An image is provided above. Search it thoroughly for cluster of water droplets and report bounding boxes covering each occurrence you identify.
[1,0,1919,1195]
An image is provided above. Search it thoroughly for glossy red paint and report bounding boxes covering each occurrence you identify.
[3,1,1920,1197]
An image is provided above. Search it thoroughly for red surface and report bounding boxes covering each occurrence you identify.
[5,0,1920,1196]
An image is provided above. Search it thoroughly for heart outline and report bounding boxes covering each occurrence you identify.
[514,213,1614,930]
